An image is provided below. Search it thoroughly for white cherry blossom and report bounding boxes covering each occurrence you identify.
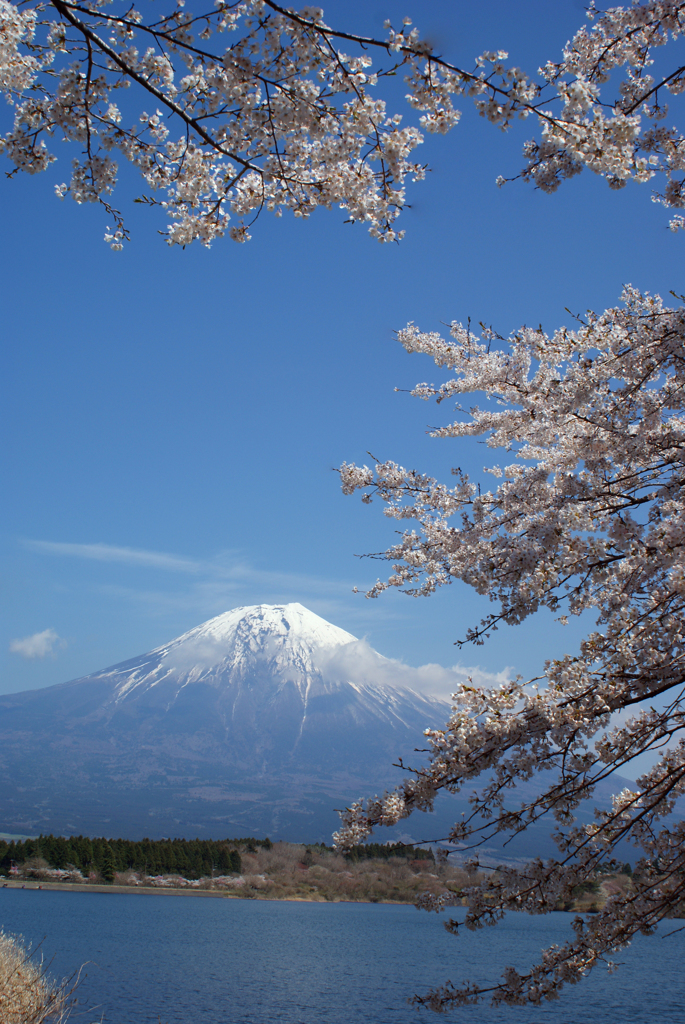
[336,286,685,1008]
[2,2,685,246]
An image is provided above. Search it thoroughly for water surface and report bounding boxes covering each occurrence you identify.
[1,889,682,1023]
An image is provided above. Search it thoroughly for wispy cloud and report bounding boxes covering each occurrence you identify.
[24,540,202,574]
[23,538,371,601]
[9,628,65,659]
[22,537,381,630]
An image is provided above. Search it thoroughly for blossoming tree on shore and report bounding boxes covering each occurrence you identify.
[335,286,685,1007]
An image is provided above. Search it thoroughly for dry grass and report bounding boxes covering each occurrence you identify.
[233,843,480,902]
[0,931,73,1024]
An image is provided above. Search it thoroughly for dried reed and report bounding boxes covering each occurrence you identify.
[0,930,74,1024]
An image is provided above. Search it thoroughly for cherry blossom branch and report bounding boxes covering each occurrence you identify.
[5,0,685,246]
[336,286,685,1007]
[50,0,259,170]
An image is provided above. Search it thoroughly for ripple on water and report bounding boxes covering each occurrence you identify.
[1,890,683,1024]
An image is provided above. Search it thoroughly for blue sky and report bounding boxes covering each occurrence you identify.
[1,0,681,699]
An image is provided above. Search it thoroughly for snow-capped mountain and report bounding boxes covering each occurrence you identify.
[106,603,359,704]
[0,604,451,842]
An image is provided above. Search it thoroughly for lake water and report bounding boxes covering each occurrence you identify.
[1,889,683,1023]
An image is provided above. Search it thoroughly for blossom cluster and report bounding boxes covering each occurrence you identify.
[520,0,685,228]
[335,286,685,1007]
[0,0,456,246]
[0,0,38,97]
[2,1,684,246]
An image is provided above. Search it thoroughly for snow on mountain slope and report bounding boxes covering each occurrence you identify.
[65,603,444,739]
[104,603,360,703]
[0,604,642,852]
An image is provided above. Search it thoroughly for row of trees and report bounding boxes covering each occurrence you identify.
[0,834,432,878]
[0,834,245,879]
[341,842,435,864]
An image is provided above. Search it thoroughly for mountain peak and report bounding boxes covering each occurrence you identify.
[150,602,357,678]
[0,601,452,842]
[98,603,360,703]
[165,602,357,652]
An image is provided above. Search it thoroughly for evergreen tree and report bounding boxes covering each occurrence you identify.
[100,843,116,883]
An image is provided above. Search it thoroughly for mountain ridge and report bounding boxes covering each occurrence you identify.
[0,604,451,842]
[0,603,642,858]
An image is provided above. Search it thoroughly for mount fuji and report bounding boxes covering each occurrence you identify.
[0,604,453,842]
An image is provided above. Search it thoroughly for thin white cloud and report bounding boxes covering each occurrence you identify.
[24,539,374,606]
[9,628,65,659]
[24,540,202,574]
[162,637,234,674]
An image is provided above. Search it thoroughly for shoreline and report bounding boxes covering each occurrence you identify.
[1,881,643,914]
[0,879,390,903]
[2,879,233,898]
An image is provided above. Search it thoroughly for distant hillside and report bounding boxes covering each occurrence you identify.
[0,604,453,842]
[0,603,640,858]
